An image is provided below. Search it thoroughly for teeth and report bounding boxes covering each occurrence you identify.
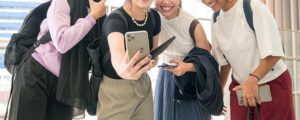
[162,6,172,11]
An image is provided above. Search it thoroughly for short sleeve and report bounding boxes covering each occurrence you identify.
[251,0,285,59]
[211,25,228,66]
[102,13,127,38]
[151,10,161,36]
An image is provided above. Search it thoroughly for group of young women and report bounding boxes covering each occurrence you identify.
[8,0,295,120]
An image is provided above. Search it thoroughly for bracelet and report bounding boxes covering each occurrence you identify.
[249,73,260,81]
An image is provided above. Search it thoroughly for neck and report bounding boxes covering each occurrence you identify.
[222,0,237,12]
[125,4,148,20]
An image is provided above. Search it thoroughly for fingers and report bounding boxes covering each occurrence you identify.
[242,94,248,107]
[246,95,256,107]
[128,50,143,67]
[255,94,261,105]
[132,55,152,72]
[135,60,154,78]
[221,106,227,115]
[233,85,242,91]
[169,59,180,64]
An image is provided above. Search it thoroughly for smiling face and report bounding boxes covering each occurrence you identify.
[200,0,224,12]
[155,0,180,19]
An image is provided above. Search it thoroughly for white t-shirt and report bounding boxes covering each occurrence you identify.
[212,0,287,84]
[159,9,196,64]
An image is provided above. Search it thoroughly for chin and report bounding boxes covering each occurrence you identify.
[160,12,173,17]
[137,4,151,9]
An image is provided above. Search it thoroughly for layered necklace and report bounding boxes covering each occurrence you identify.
[130,9,148,27]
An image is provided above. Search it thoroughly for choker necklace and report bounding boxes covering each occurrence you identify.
[131,11,148,27]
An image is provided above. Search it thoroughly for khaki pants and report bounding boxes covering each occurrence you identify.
[97,74,153,120]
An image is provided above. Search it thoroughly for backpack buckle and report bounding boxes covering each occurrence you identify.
[34,40,41,48]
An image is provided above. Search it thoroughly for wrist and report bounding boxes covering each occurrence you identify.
[186,63,195,72]
[249,73,260,81]
[90,12,98,20]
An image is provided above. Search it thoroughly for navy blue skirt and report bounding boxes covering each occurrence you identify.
[154,68,211,120]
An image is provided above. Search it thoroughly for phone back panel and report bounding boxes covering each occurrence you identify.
[125,31,150,61]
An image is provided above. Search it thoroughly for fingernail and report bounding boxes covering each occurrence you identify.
[140,50,143,53]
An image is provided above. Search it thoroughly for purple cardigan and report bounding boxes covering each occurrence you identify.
[32,0,96,77]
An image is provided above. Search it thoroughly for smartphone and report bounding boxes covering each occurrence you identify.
[158,63,177,69]
[125,31,150,61]
[236,84,272,106]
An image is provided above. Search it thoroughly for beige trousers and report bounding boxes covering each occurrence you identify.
[97,74,153,120]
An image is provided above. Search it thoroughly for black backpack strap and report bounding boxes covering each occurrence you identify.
[113,10,128,30]
[213,0,254,31]
[19,32,51,67]
[149,9,156,31]
[101,51,110,67]
[189,19,199,44]
[243,0,255,33]
[213,11,220,23]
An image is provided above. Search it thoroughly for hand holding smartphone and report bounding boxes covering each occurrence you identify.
[236,84,272,106]
[125,31,150,61]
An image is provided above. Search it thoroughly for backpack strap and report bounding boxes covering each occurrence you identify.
[20,32,51,65]
[212,11,220,23]
[212,0,254,33]
[243,0,255,33]
[189,19,199,44]
[149,9,156,31]
[112,10,129,30]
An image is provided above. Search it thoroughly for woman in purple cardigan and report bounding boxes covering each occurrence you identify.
[8,0,106,119]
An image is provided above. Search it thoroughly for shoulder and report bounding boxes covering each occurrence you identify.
[180,10,196,21]
[149,9,161,22]
[49,0,70,12]
[250,0,273,20]
[106,9,125,21]
[250,0,269,15]
[250,0,265,7]
[149,9,160,17]
[104,8,128,26]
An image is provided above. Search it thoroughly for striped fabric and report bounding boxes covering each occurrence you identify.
[154,68,211,120]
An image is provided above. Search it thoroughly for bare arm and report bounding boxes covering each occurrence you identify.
[168,22,210,76]
[220,64,231,90]
[107,32,154,80]
[252,56,281,80]
[233,55,281,107]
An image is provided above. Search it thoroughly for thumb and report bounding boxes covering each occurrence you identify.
[169,59,179,64]
[233,85,242,91]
